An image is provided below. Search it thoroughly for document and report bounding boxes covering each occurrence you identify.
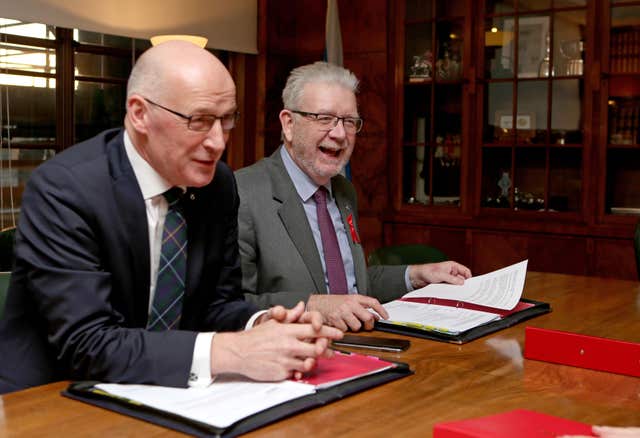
[97,378,314,428]
[92,351,396,429]
[381,260,528,335]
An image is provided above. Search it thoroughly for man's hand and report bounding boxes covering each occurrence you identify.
[209,303,343,381]
[408,261,472,289]
[256,301,323,330]
[306,294,389,332]
[559,426,640,438]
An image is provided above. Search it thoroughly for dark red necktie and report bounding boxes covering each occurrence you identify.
[313,187,348,294]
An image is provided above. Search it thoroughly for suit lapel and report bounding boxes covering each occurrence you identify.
[333,179,368,294]
[268,152,327,294]
[107,131,151,326]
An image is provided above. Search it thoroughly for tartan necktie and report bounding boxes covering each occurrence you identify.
[313,187,348,294]
[147,187,187,330]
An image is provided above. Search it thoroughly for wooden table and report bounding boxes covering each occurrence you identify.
[1,272,639,437]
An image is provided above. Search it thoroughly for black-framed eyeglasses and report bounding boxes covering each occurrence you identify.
[289,109,364,134]
[144,97,239,132]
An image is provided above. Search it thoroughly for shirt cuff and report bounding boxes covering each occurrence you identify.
[188,332,215,388]
[404,267,414,291]
[246,310,268,329]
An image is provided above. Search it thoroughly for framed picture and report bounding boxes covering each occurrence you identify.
[502,16,550,78]
[494,111,537,143]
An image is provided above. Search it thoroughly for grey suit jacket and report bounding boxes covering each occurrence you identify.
[235,148,408,309]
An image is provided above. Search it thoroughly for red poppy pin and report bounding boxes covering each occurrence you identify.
[346,213,361,244]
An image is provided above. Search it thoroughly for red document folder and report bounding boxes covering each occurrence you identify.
[524,326,640,377]
[433,409,594,438]
[292,351,395,389]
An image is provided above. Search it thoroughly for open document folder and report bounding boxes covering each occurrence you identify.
[63,351,411,437]
[376,260,550,344]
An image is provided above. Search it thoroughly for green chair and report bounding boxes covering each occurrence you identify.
[0,227,16,319]
[0,271,10,319]
[634,221,640,280]
[0,226,16,272]
[367,244,448,266]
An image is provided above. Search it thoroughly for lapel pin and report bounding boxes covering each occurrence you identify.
[346,213,361,244]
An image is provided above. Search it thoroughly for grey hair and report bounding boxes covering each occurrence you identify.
[282,61,359,109]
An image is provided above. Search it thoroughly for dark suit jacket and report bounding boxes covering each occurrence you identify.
[235,148,408,309]
[0,129,256,394]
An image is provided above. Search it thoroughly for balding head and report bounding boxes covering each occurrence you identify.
[127,40,233,103]
[124,40,237,188]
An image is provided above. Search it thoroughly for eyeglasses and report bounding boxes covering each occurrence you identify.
[289,109,363,134]
[144,97,239,132]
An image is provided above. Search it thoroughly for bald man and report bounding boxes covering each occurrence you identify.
[0,41,341,394]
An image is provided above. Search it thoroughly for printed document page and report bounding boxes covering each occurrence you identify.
[382,300,499,334]
[403,259,528,310]
[380,260,528,334]
[94,352,396,429]
[97,378,315,428]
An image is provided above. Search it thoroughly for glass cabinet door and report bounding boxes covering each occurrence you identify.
[605,1,640,216]
[402,0,466,207]
[481,1,586,213]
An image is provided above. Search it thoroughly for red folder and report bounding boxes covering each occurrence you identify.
[291,351,395,389]
[524,326,640,377]
[433,409,594,438]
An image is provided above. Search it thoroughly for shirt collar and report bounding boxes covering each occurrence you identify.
[124,131,174,201]
[280,146,332,203]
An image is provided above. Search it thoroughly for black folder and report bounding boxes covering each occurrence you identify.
[375,298,551,344]
[62,360,411,438]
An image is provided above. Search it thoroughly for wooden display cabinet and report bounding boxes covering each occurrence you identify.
[602,2,640,218]
[398,0,468,209]
[387,0,638,280]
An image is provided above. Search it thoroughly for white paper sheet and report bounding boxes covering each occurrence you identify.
[403,259,528,310]
[97,376,315,428]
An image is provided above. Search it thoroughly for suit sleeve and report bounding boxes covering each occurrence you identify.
[338,178,409,303]
[366,265,410,302]
[17,163,195,387]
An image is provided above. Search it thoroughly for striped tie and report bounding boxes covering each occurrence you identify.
[148,188,187,330]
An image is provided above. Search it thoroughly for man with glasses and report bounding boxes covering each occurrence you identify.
[0,42,341,394]
[236,62,471,332]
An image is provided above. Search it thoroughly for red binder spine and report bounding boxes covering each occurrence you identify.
[398,297,534,316]
[524,327,640,377]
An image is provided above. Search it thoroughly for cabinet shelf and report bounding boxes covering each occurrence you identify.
[482,143,584,148]
[607,143,640,149]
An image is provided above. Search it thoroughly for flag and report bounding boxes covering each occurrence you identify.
[325,0,351,180]
[325,0,343,66]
